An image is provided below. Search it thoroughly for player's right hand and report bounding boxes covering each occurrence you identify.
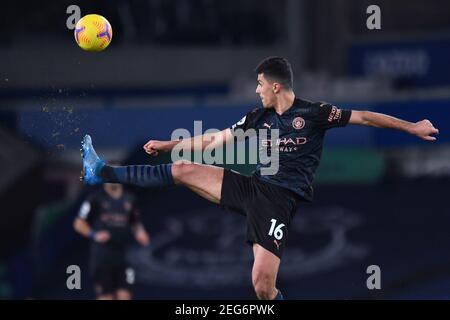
[143,140,165,156]
[94,230,110,243]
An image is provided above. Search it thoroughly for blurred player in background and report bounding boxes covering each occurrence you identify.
[81,57,439,300]
[74,182,150,300]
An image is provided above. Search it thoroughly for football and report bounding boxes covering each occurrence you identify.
[74,14,112,52]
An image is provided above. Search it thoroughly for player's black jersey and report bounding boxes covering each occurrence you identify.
[230,98,352,201]
[78,189,141,247]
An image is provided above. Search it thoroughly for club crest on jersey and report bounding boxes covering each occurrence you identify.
[292,117,305,130]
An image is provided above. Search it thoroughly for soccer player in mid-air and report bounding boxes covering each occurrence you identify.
[81,57,439,300]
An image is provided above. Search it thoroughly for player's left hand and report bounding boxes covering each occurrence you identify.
[135,229,150,246]
[411,119,439,141]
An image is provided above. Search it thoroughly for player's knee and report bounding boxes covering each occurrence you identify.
[172,160,196,180]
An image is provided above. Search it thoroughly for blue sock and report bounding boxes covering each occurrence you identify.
[274,290,284,300]
[100,164,174,188]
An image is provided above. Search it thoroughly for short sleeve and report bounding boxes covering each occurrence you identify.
[230,108,261,135]
[78,194,97,223]
[313,102,352,130]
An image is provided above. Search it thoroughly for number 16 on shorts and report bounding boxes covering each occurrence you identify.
[268,219,285,239]
[268,219,285,251]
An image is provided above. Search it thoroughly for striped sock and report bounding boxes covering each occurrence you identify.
[100,164,174,188]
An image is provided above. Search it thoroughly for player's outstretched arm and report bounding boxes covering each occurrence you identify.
[349,110,439,141]
[143,128,234,156]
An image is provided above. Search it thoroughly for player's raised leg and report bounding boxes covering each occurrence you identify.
[81,135,224,204]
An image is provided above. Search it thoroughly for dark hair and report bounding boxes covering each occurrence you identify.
[255,56,293,90]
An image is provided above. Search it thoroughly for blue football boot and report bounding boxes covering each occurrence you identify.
[81,134,105,185]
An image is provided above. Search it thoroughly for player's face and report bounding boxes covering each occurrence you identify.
[256,73,276,108]
[104,183,122,194]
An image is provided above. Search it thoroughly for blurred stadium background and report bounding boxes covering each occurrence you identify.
[0,0,449,299]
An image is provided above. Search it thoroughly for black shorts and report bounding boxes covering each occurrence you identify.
[220,169,302,258]
[91,263,131,296]
[90,246,132,295]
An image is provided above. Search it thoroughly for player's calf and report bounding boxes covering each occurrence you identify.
[253,282,278,300]
[100,163,174,188]
[252,272,279,300]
